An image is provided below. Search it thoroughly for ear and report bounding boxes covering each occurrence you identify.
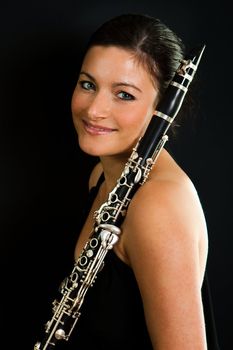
[152,93,160,111]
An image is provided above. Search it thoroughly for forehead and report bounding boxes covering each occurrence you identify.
[82,45,157,88]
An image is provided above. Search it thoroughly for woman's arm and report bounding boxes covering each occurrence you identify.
[124,177,208,349]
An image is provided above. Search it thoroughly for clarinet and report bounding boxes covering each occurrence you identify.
[34,44,205,350]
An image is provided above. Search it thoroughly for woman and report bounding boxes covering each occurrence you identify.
[68,14,218,349]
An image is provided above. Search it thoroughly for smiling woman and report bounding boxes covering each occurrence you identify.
[34,13,220,350]
[71,46,158,157]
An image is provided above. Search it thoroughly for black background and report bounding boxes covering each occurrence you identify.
[1,0,232,349]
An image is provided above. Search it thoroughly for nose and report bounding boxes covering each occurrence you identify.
[87,90,111,121]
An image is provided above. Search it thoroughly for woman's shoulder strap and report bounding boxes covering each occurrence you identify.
[95,172,105,191]
[88,162,104,190]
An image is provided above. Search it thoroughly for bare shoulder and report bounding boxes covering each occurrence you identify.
[123,149,208,280]
[88,162,103,190]
[130,166,205,228]
[127,151,206,234]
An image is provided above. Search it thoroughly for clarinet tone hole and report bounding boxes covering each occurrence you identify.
[79,256,88,266]
[102,212,110,222]
[71,272,79,283]
[90,238,98,248]
[119,176,127,185]
[110,193,118,203]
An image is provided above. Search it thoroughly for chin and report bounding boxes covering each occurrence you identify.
[79,144,101,157]
[77,131,138,158]
[78,141,131,159]
[78,140,108,157]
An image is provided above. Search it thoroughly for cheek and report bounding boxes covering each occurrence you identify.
[119,105,153,131]
[71,91,86,116]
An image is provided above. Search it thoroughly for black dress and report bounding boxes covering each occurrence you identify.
[60,173,220,350]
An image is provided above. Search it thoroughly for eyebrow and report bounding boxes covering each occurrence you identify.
[79,71,96,81]
[112,82,142,93]
[79,71,142,93]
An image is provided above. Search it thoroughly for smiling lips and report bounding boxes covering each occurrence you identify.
[82,119,117,135]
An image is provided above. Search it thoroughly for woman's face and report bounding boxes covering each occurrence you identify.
[71,45,159,158]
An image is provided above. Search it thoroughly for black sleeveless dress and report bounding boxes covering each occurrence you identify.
[62,173,220,350]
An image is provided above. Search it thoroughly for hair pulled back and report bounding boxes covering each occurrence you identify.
[85,14,185,99]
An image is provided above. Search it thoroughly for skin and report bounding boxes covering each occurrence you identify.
[71,45,208,349]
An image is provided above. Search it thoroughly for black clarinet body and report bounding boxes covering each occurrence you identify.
[34,45,205,350]
[136,44,205,163]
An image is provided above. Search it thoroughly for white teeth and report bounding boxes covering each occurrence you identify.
[92,126,106,131]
